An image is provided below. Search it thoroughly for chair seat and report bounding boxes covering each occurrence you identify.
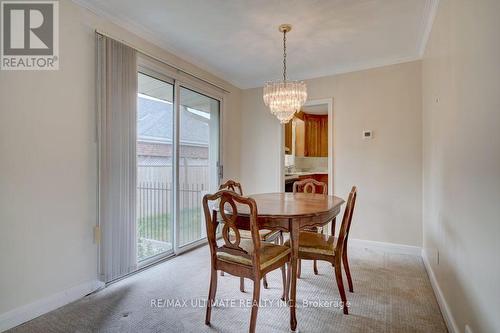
[303,226,322,232]
[238,229,281,241]
[284,232,337,256]
[217,239,290,270]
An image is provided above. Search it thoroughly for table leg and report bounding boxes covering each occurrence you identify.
[330,217,336,236]
[289,218,299,331]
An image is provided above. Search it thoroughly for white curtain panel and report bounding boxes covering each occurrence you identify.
[97,35,138,282]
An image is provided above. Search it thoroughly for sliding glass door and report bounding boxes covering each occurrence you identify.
[136,69,221,262]
[178,87,220,247]
[136,72,175,262]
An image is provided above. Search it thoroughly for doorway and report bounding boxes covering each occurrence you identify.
[280,99,333,194]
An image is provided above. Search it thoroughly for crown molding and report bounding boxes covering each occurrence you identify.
[72,0,438,90]
[243,54,421,89]
[71,0,243,89]
[418,0,440,57]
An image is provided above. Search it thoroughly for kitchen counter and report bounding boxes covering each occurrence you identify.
[285,171,328,182]
[285,171,327,179]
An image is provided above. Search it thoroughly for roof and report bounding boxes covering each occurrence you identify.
[137,95,209,145]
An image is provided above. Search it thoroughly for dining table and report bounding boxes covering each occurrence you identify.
[231,192,345,331]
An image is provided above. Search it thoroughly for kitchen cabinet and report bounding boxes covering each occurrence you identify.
[284,121,292,154]
[304,114,328,157]
[284,113,328,157]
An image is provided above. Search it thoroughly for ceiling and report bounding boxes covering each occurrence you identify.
[79,0,437,89]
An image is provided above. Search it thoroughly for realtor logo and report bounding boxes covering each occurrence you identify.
[1,1,59,70]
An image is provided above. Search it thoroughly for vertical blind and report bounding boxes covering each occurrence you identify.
[97,35,138,282]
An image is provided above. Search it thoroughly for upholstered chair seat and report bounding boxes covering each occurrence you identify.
[217,240,290,270]
[236,229,281,241]
[285,232,337,256]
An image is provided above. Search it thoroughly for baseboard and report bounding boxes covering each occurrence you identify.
[349,238,422,256]
[422,249,459,333]
[0,280,105,332]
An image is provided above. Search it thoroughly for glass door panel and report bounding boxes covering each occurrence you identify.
[178,87,220,247]
[136,72,174,261]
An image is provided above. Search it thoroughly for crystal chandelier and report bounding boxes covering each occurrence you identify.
[263,24,307,124]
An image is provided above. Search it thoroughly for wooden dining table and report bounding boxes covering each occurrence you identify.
[232,192,345,331]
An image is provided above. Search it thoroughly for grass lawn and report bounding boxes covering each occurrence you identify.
[137,208,202,260]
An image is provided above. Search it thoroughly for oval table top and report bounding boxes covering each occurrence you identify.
[234,192,345,218]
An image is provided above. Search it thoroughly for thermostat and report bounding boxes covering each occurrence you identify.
[363,130,373,139]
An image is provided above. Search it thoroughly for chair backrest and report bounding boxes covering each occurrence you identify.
[335,186,357,257]
[293,178,327,194]
[202,190,262,265]
[219,179,243,195]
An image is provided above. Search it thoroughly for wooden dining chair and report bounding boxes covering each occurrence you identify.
[292,178,328,195]
[219,180,283,291]
[293,178,328,277]
[219,179,243,195]
[285,186,357,314]
[203,190,291,333]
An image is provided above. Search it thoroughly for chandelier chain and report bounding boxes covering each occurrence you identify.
[283,30,287,82]
[263,24,307,124]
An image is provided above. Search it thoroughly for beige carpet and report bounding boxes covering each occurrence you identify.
[9,245,447,333]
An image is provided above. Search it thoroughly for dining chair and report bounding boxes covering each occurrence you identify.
[203,190,291,333]
[285,186,357,314]
[219,180,283,291]
[292,178,328,277]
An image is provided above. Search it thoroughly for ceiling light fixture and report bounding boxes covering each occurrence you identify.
[263,24,307,124]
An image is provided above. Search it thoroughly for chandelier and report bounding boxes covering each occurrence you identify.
[263,24,307,124]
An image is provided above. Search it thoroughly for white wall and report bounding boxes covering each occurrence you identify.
[0,0,241,324]
[240,90,283,193]
[240,61,423,246]
[422,1,500,332]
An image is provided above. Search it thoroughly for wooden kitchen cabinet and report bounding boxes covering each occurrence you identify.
[304,114,328,157]
[295,118,305,156]
[284,113,328,157]
[284,120,292,154]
